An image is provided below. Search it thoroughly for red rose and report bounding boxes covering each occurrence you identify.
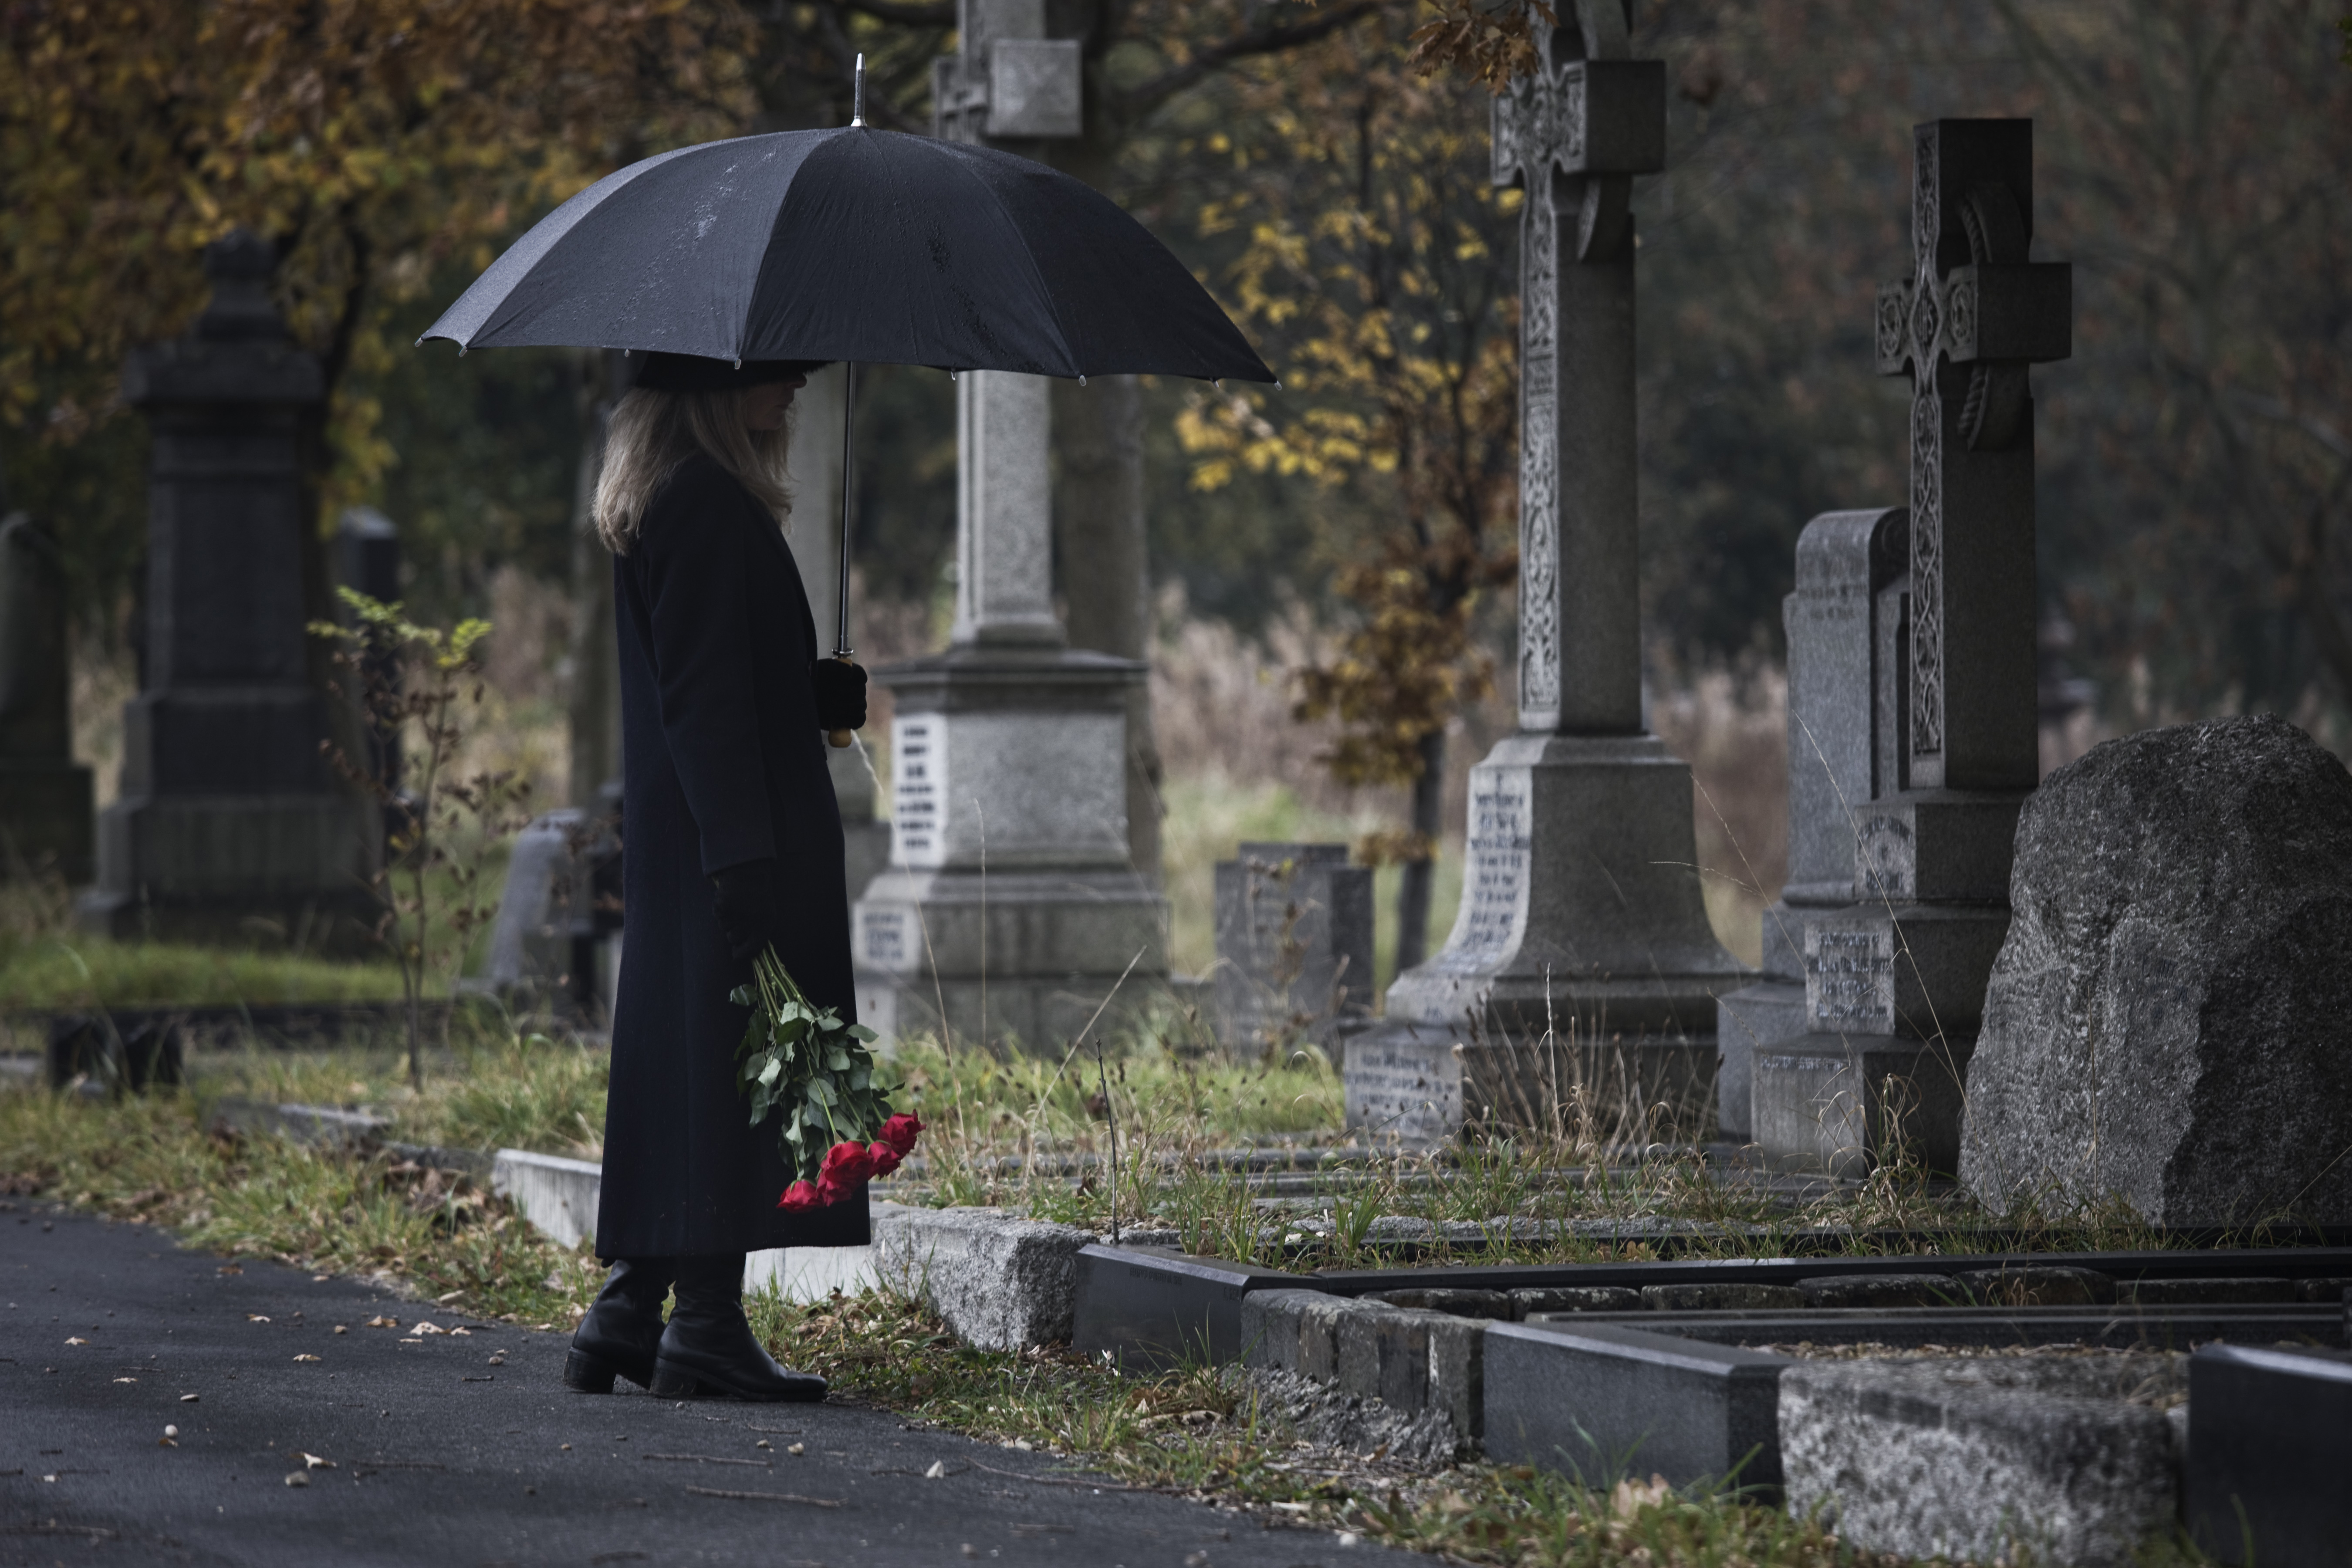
[877,1113,925,1157]
[865,1140,903,1179]
[777,1180,821,1211]
[819,1140,876,1185]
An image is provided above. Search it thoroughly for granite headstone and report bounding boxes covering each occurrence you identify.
[1213,842,1374,1057]
[1714,508,1904,1139]
[80,231,377,943]
[1750,120,2070,1176]
[1343,3,1746,1146]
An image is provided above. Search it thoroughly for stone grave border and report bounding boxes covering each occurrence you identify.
[1071,1239,2352,1561]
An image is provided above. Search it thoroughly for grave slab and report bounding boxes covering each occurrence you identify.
[489,1147,602,1250]
[1782,1353,2182,1568]
[1483,1320,1786,1488]
[2185,1343,2352,1566]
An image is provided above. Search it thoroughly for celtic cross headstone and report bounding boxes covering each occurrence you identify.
[1750,121,2071,1176]
[1343,3,1746,1145]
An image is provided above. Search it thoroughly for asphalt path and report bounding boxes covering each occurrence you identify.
[2,1203,1430,1568]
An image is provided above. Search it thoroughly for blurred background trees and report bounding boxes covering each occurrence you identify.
[4,0,2349,973]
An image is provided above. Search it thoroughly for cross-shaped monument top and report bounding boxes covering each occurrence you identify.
[1873,121,2070,792]
[1488,1,1663,733]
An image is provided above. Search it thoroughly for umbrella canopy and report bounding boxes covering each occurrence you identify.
[419,128,1273,384]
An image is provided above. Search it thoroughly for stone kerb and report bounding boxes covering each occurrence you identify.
[1781,1355,2185,1568]
[489,1148,603,1251]
[1962,715,2352,1225]
[871,1202,1096,1351]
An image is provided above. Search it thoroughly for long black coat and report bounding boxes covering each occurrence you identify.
[595,451,870,1259]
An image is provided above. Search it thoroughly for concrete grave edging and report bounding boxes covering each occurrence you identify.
[870,1202,1097,1351]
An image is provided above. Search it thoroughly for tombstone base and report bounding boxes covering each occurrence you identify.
[0,759,95,884]
[852,864,1166,1051]
[1381,731,1748,1041]
[1713,977,1805,1144]
[1344,1019,1722,1149]
[1751,1032,1977,1178]
[80,792,380,952]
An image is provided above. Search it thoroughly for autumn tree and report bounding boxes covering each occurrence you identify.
[0,0,757,618]
[1171,16,1520,970]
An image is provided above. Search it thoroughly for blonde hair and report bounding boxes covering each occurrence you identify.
[592,385,792,553]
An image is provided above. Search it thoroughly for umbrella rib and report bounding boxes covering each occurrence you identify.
[931,143,1081,377]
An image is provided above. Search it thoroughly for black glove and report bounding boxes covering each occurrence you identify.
[812,658,868,733]
[710,858,785,967]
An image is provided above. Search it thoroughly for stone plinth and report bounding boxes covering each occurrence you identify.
[0,512,93,882]
[1213,842,1373,1058]
[852,645,1163,1049]
[1961,716,2352,1225]
[80,232,376,945]
[1715,508,1903,1139]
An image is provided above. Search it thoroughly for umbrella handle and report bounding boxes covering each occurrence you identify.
[827,655,856,749]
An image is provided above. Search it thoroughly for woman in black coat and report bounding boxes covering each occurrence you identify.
[562,351,869,1403]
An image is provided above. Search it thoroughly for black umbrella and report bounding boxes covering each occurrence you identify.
[420,64,1271,728]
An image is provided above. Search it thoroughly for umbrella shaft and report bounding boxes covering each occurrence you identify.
[834,362,857,659]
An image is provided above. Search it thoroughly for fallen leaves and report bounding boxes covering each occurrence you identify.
[301,1453,335,1470]
[247,1314,271,1323]
[63,1337,86,1346]
[292,1354,322,1363]
[364,1315,399,1329]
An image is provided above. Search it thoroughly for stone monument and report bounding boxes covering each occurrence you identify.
[848,4,1164,1050]
[0,497,95,883]
[1213,843,1374,1058]
[850,367,1162,1046]
[81,232,378,944]
[1750,120,2071,1176]
[1713,508,1906,1141]
[1343,3,1746,1146]
[1962,715,2352,1226]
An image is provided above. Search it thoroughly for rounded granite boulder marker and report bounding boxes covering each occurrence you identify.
[1960,714,2352,1225]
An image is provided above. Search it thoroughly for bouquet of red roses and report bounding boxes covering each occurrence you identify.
[730,950,922,1210]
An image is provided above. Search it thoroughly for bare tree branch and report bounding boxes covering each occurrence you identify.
[1113,2,1385,121]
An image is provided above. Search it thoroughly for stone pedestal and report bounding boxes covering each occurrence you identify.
[79,233,376,945]
[852,369,1164,1049]
[1714,508,1905,1140]
[0,512,94,882]
[1342,13,1744,1146]
[1213,842,1374,1058]
[1752,121,2068,1176]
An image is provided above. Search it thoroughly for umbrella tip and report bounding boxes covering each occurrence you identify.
[852,53,866,128]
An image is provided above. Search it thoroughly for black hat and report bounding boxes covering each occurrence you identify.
[630,352,831,393]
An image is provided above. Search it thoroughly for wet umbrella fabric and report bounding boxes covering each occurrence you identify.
[419,128,1273,384]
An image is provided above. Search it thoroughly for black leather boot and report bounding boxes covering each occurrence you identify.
[564,1257,675,1393]
[648,1253,826,1402]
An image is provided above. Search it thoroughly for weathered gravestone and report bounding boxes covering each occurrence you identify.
[474,808,622,1020]
[1961,715,2352,1226]
[1714,508,1905,1140]
[1750,120,2070,1175]
[1213,843,1374,1057]
[1344,2,1745,1146]
[80,232,378,944]
[0,500,95,882]
[852,28,1162,1050]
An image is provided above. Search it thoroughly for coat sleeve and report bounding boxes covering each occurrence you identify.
[636,467,777,875]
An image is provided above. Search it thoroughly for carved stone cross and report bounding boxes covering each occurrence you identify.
[1489,2,1662,734]
[1873,120,2070,792]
